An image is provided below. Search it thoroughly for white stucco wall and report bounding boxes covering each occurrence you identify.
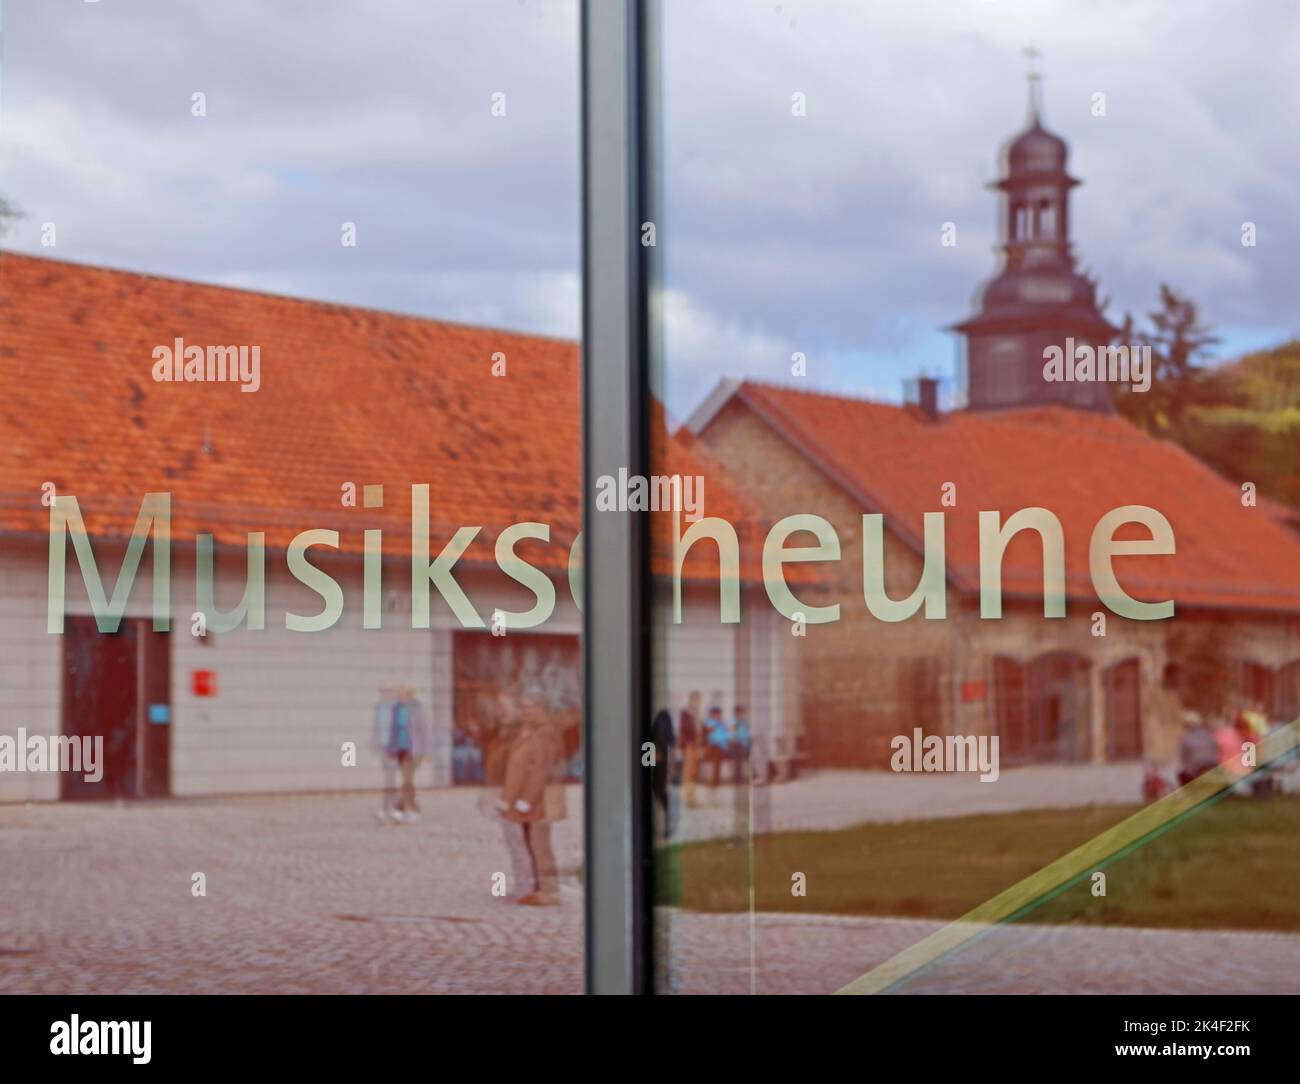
[0,542,61,802]
[3,535,786,801]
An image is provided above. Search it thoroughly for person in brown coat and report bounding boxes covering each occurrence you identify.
[497,697,566,906]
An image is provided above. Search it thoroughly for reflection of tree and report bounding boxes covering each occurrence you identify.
[1161,339,1300,512]
[1115,283,1223,432]
[497,641,517,687]
[454,631,583,777]
[1115,290,1300,514]
[542,648,579,714]
[518,644,543,701]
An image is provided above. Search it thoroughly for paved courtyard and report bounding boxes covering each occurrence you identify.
[1,774,1297,994]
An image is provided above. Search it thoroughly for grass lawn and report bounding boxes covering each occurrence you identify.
[657,794,1300,932]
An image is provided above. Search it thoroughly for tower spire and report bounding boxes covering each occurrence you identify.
[950,69,1119,413]
[1023,47,1043,123]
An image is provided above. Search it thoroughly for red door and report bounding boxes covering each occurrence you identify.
[61,616,170,800]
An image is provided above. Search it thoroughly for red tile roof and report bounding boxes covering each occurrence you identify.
[0,252,758,584]
[724,380,1300,615]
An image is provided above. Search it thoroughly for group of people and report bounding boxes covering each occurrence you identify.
[1173,701,1294,798]
[651,690,754,816]
[372,687,567,905]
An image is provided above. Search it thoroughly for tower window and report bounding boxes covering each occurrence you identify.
[1039,203,1056,239]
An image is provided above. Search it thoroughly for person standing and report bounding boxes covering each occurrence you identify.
[650,703,675,818]
[372,687,399,823]
[680,690,703,809]
[401,686,431,819]
[499,697,566,905]
[484,695,533,897]
[374,686,429,824]
[1177,710,1218,786]
[730,704,752,784]
[1214,711,1252,792]
[729,703,753,840]
[702,704,729,787]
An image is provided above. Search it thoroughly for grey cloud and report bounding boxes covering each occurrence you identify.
[3,0,1297,418]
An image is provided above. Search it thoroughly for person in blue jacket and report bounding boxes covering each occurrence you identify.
[730,704,752,782]
[372,685,430,824]
[703,704,730,786]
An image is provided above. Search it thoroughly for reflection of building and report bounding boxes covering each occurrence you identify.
[0,253,792,802]
[689,95,1300,770]
[953,82,1117,412]
[692,378,1300,770]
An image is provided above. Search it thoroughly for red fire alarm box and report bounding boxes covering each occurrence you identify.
[961,680,987,704]
[191,669,218,697]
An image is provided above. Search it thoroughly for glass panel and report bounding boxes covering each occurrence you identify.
[0,1,584,994]
[646,0,1300,994]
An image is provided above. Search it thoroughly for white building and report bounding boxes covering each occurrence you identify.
[0,252,797,802]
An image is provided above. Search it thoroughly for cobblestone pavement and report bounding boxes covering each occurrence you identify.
[661,911,1300,994]
[2,786,1296,994]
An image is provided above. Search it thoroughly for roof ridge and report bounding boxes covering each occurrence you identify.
[0,248,579,348]
[742,377,899,408]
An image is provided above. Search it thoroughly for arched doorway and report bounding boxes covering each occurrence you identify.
[993,651,1092,764]
[1104,657,1142,760]
[1275,660,1300,722]
[1029,652,1092,763]
[1240,659,1275,715]
[993,656,1030,763]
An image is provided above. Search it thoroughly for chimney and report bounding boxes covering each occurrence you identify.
[913,375,940,421]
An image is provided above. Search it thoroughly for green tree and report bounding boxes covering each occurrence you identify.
[1114,284,1224,432]
[1174,340,1300,510]
[1113,286,1300,512]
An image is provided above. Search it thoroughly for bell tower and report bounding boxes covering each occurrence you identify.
[953,66,1117,411]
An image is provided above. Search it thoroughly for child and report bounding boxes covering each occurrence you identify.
[702,705,730,786]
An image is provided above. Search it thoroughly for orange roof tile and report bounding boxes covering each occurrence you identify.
[0,252,762,586]
[725,380,1300,615]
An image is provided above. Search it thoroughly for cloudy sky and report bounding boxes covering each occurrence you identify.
[3,0,1298,417]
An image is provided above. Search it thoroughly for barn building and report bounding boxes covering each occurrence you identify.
[688,95,1300,769]
[0,253,796,802]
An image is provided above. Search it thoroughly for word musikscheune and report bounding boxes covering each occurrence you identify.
[45,486,1177,635]
[151,337,261,393]
[1042,339,1151,392]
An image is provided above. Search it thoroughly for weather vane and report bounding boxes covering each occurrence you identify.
[1023,46,1043,83]
[1023,47,1043,116]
